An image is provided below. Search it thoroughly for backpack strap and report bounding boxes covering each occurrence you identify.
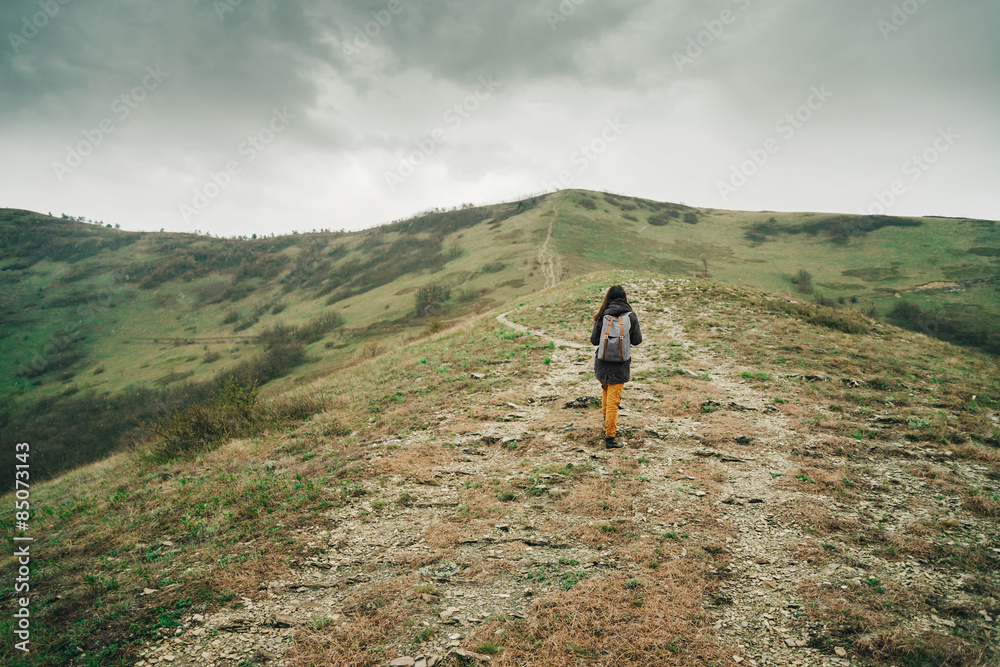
[618,315,624,358]
[601,314,612,359]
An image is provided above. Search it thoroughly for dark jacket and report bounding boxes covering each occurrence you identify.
[589,299,642,384]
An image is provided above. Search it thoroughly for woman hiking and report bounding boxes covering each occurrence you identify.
[589,284,642,449]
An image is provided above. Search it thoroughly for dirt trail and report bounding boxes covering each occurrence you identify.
[499,281,850,660]
[134,277,998,667]
[536,206,559,289]
[495,311,585,350]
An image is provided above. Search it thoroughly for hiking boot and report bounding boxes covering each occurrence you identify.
[604,436,623,449]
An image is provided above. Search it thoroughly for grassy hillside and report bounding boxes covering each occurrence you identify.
[1,191,997,491]
[0,198,552,489]
[1,272,997,666]
[551,190,999,354]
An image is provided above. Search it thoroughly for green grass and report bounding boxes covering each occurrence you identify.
[5,192,997,491]
[0,199,553,491]
[549,192,998,354]
[0,310,555,666]
[2,266,998,667]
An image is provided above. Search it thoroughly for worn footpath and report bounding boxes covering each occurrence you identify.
[133,278,999,667]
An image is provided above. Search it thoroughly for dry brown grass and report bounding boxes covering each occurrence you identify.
[211,546,291,598]
[286,577,417,667]
[384,549,456,571]
[953,442,1000,466]
[852,627,990,667]
[789,539,836,564]
[792,501,861,535]
[694,416,767,452]
[648,389,707,419]
[372,439,453,480]
[572,522,640,546]
[554,478,636,518]
[900,518,937,537]
[463,566,728,666]
[822,436,872,458]
[422,521,472,548]
[452,483,509,522]
[963,491,1000,517]
[780,467,859,502]
[794,579,925,643]
[464,548,522,584]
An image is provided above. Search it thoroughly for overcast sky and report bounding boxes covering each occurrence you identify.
[1,0,997,236]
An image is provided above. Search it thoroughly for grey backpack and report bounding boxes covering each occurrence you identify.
[597,312,633,362]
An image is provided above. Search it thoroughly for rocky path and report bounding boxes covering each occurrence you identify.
[133,277,998,667]
[497,282,852,666]
[535,206,559,289]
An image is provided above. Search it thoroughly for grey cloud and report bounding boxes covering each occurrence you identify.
[0,0,996,233]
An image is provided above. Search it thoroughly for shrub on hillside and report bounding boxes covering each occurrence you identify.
[361,341,384,359]
[771,299,871,335]
[295,311,344,343]
[0,338,313,492]
[579,198,597,210]
[233,312,262,332]
[790,269,814,295]
[16,347,87,380]
[254,312,343,347]
[884,301,999,353]
[809,308,871,335]
[151,377,260,459]
[220,342,307,387]
[149,377,327,461]
[814,294,837,308]
[683,212,699,224]
[255,323,297,347]
[415,284,451,317]
[219,282,253,303]
[456,287,487,302]
[235,254,284,281]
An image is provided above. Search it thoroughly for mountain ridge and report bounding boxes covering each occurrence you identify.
[1,189,997,490]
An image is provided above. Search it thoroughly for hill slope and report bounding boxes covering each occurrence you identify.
[1,272,998,666]
[1,191,997,490]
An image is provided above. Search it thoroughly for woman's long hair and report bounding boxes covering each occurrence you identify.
[593,285,628,322]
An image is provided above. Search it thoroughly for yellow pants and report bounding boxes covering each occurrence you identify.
[601,382,624,437]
